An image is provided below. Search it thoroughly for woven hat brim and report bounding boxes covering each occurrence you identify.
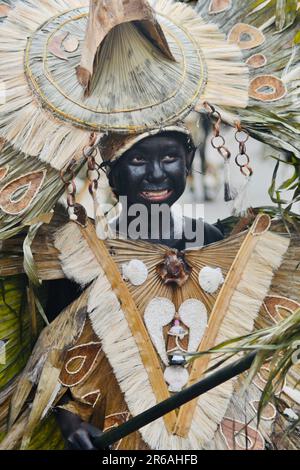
[100,126,191,164]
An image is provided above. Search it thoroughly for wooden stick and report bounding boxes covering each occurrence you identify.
[80,221,177,433]
[174,214,271,437]
[92,352,257,449]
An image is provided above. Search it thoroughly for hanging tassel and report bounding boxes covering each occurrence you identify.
[232,122,254,217]
[232,172,254,217]
[203,102,238,203]
[224,156,237,202]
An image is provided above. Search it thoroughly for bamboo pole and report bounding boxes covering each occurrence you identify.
[91,352,257,450]
[174,214,271,437]
[80,221,177,433]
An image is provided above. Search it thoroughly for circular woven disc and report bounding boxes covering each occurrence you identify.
[25,7,207,133]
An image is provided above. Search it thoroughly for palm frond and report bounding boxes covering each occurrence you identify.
[191,307,300,424]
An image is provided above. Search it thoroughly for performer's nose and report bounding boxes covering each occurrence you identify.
[147,161,167,184]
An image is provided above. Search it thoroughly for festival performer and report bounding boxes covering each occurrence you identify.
[0,0,299,450]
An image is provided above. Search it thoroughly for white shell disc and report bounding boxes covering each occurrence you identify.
[199,266,224,294]
[164,366,189,392]
[122,259,148,286]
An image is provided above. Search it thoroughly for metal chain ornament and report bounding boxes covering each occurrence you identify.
[203,102,254,216]
[85,134,113,240]
[234,123,253,178]
[232,122,254,217]
[203,102,235,202]
[84,144,100,198]
[60,159,88,227]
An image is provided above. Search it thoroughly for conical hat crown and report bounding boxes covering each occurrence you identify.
[77,0,175,93]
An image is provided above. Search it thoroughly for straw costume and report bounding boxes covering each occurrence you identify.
[0,0,300,450]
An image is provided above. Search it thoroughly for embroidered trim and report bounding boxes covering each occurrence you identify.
[65,356,87,375]
[250,401,276,421]
[81,390,102,408]
[0,165,9,182]
[0,170,46,215]
[59,341,102,388]
[220,418,265,450]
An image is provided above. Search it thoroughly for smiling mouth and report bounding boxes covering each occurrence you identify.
[139,189,174,202]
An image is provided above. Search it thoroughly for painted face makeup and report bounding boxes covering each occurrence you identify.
[109,133,195,208]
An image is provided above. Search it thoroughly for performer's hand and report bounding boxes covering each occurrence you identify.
[55,406,105,450]
[67,422,103,450]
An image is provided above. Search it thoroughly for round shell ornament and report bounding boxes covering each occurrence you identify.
[122,260,148,286]
[199,266,224,294]
[164,366,189,392]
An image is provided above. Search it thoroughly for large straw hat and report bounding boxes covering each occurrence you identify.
[26,4,207,132]
[0,0,250,170]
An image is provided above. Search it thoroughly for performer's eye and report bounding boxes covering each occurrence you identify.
[162,155,177,163]
[131,155,147,165]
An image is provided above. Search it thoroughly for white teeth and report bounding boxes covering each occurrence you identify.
[142,190,169,197]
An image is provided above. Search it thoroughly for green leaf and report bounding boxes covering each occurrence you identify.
[276,0,298,31]
[294,31,300,44]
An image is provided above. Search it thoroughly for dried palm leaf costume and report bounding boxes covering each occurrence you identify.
[0,0,300,450]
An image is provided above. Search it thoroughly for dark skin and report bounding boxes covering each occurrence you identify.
[108,132,224,249]
[55,132,224,449]
[110,133,190,209]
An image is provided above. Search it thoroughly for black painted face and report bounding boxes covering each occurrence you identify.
[109,133,195,208]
